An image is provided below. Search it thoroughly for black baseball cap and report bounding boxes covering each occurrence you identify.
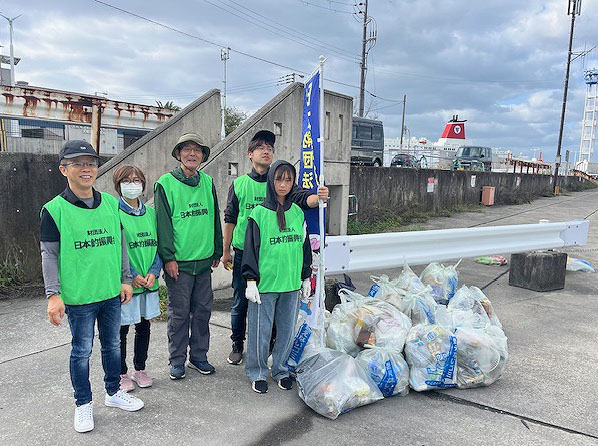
[250,130,275,147]
[59,140,99,162]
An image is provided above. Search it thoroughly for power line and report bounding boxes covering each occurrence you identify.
[293,0,356,14]
[92,0,305,73]
[224,0,359,59]
[202,0,359,63]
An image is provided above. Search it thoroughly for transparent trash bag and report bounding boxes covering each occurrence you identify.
[454,325,508,388]
[326,290,366,357]
[296,348,383,420]
[448,286,500,329]
[355,347,409,397]
[419,261,461,305]
[287,315,326,373]
[566,257,595,273]
[368,274,406,309]
[404,323,458,391]
[397,280,438,325]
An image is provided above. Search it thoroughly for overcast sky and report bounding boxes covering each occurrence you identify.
[5,0,598,159]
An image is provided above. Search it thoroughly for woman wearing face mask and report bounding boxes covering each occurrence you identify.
[242,161,312,394]
[113,165,162,391]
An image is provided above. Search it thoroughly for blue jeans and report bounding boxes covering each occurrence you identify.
[230,248,248,344]
[65,296,121,406]
[245,291,300,382]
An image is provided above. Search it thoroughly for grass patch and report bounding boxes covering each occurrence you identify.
[156,285,168,321]
[562,180,598,193]
[348,203,485,235]
[0,247,25,288]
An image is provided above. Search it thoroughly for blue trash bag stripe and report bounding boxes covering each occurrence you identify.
[287,322,312,372]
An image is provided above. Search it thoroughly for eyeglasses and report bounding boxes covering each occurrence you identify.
[121,179,142,185]
[62,161,99,168]
[256,146,274,153]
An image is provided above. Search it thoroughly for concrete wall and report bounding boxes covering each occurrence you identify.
[350,166,583,216]
[95,89,222,199]
[5,136,64,154]
[201,83,353,289]
[0,153,108,281]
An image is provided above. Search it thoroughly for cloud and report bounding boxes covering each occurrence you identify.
[5,0,598,159]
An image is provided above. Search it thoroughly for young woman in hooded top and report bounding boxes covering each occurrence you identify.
[242,160,312,394]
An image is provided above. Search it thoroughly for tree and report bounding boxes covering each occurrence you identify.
[224,106,248,136]
[155,100,181,111]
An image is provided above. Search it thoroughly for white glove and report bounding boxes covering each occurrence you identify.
[246,281,261,304]
[301,278,312,299]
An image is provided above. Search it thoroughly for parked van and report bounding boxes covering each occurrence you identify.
[452,146,493,171]
[351,116,384,166]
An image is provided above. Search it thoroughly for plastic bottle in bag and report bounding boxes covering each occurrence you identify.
[404,323,458,391]
[419,261,461,304]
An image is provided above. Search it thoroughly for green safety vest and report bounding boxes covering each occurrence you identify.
[232,175,267,250]
[119,206,160,294]
[42,193,122,306]
[156,171,215,261]
[249,203,306,293]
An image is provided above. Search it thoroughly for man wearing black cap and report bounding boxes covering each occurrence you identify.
[154,132,223,380]
[221,130,328,365]
[40,140,144,433]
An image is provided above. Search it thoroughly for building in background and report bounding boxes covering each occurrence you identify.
[0,84,179,155]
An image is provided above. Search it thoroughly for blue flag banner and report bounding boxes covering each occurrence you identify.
[298,70,325,328]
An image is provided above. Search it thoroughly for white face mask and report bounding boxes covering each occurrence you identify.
[120,182,143,200]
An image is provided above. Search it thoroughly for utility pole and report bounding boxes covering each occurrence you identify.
[220,47,230,139]
[399,95,406,152]
[553,0,581,195]
[0,13,22,86]
[358,1,376,117]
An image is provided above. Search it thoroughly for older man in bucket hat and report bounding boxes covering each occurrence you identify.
[154,132,223,380]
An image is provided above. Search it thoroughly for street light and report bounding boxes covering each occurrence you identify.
[553,0,581,195]
[0,13,22,87]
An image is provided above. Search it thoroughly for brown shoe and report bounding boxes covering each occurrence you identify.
[227,343,243,365]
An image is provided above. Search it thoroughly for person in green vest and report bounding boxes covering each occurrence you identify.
[40,140,144,434]
[222,130,328,366]
[154,132,223,380]
[113,165,162,392]
[242,160,313,394]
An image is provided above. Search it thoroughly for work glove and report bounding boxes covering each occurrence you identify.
[301,278,312,299]
[246,281,261,304]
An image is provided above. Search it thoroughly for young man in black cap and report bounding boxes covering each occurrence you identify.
[41,140,144,433]
[221,130,328,365]
[154,132,223,380]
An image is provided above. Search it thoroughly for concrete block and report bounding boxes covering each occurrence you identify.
[508,251,567,292]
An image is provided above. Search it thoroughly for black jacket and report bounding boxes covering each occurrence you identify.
[241,160,312,286]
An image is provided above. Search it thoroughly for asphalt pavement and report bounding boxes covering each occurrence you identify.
[1,189,597,446]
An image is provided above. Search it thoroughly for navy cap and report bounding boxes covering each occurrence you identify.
[250,130,275,147]
[59,140,99,162]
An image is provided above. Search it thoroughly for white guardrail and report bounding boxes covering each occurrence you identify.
[324,220,589,275]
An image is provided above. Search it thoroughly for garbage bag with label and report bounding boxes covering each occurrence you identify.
[419,261,461,305]
[296,348,383,420]
[396,280,438,325]
[368,274,405,309]
[404,323,458,391]
[355,347,409,397]
[287,315,326,373]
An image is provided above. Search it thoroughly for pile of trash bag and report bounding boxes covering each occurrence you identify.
[289,260,509,420]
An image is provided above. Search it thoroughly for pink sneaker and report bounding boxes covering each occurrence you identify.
[131,370,153,388]
[119,374,135,391]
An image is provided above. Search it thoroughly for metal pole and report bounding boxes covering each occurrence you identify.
[220,47,229,139]
[318,55,327,338]
[358,0,368,117]
[399,94,406,152]
[554,1,579,195]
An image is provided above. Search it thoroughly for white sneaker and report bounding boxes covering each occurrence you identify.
[104,389,144,412]
[74,401,94,433]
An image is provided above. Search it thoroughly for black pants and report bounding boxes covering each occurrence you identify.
[120,318,151,374]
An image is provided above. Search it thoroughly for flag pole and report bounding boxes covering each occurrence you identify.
[317,55,327,336]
